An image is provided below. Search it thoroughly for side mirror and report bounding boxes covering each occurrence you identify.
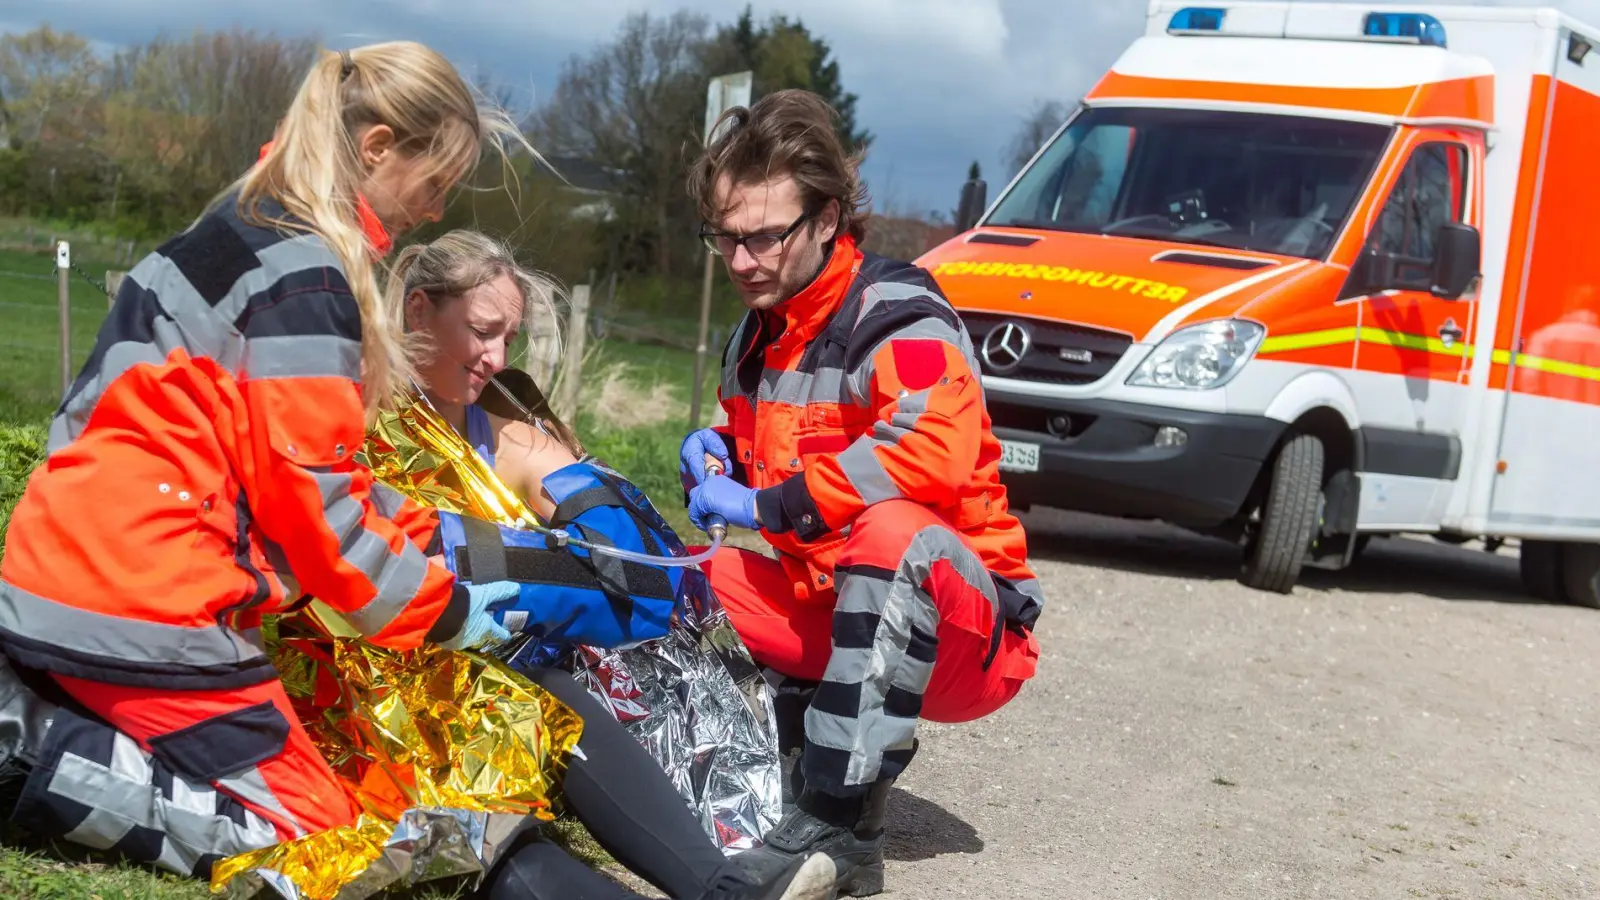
[956,179,987,232]
[1431,222,1481,299]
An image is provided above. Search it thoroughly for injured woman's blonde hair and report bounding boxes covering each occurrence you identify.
[387,229,584,458]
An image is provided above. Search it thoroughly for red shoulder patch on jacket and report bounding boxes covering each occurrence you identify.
[890,339,947,392]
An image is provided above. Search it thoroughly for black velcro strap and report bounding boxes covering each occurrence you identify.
[456,543,675,602]
[585,467,667,558]
[552,485,621,527]
[461,516,507,583]
[577,528,634,624]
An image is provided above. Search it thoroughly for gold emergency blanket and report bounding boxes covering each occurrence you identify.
[209,386,582,900]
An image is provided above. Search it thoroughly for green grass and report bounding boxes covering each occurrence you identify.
[0,843,211,900]
[0,247,121,424]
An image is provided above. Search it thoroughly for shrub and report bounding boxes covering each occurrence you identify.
[0,421,47,560]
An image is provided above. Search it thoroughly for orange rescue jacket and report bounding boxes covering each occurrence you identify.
[0,194,466,689]
[716,235,1041,610]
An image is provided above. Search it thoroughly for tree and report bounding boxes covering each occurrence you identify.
[702,7,871,155]
[98,29,317,231]
[1004,99,1070,178]
[0,26,107,221]
[532,11,712,277]
[0,26,103,146]
[967,160,981,182]
[0,24,322,235]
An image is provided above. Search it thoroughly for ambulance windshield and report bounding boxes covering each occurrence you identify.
[986,106,1391,260]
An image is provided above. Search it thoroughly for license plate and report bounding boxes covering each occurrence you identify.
[999,440,1040,473]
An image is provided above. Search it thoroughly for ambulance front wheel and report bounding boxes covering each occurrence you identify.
[1239,431,1324,594]
[1518,540,1600,608]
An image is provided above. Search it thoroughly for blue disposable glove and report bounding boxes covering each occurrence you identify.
[437,580,518,651]
[688,474,759,533]
[679,428,732,492]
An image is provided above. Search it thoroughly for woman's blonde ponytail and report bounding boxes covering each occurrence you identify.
[204,41,532,423]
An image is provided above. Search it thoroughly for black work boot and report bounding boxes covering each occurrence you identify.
[734,778,896,898]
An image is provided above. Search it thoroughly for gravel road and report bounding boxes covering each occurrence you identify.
[877,509,1600,900]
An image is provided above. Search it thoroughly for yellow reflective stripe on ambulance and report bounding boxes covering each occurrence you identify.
[1259,326,1464,357]
[1258,327,1600,383]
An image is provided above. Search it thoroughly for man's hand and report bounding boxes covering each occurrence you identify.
[679,428,732,493]
[688,474,760,533]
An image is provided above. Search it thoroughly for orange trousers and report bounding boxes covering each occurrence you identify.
[51,674,357,842]
[695,500,1040,793]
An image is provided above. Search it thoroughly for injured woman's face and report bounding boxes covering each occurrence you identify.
[408,271,524,407]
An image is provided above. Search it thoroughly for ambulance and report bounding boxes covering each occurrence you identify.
[919,2,1600,600]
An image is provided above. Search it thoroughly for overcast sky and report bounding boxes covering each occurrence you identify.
[11,0,1600,217]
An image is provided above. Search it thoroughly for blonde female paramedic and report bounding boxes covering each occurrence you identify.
[0,43,529,850]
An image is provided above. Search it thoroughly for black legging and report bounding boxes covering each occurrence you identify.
[473,666,747,900]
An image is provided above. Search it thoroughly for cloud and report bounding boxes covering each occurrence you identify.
[19,0,1600,215]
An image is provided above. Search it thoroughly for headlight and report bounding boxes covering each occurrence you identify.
[1126,319,1265,390]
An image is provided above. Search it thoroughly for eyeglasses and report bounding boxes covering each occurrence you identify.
[699,210,813,258]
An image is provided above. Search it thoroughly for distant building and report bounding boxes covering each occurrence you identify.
[862,214,959,262]
[534,155,624,221]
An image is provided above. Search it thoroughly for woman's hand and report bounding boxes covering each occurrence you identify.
[437,581,518,650]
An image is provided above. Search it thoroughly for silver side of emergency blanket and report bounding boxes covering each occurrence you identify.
[0,653,54,771]
[545,571,784,853]
[214,809,534,900]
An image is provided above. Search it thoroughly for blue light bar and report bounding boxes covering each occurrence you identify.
[1168,7,1227,32]
[1362,12,1448,48]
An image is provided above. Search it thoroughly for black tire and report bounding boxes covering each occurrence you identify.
[1560,543,1600,609]
[1240,432,1325,594]
[1520,539,1570,604]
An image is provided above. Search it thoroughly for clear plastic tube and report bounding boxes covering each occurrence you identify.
[553,527,724,567]
[507,515,727,568]
[479,376,730,567]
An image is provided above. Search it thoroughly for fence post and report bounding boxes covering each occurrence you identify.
[57,241,72,397]
[688,251,716,430]
[106,270,127,308]
[553,283,592,421]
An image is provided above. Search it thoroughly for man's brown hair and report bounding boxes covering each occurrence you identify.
[687,88,870,244]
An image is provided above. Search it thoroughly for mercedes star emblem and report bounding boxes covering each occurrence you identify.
[981,321,1031,375]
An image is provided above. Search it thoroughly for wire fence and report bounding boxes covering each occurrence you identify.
[0,243,118,420]
[0,241,725,431]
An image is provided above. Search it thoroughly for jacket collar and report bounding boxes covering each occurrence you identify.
[353,195,393,257]
[764,234,863,342]
[256,140,394,258]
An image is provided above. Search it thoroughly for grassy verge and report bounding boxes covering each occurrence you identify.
[0,843,211,900]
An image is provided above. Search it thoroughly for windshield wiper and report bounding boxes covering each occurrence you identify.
[1100,226,1241,250]
[987,219,1098,235]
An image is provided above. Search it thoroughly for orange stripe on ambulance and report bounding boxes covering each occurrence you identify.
[931,260,1189,302]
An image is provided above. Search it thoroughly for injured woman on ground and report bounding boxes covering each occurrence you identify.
[0,230,825,900]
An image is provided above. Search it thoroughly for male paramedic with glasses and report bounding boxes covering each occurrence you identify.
[679,88,1045,897]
